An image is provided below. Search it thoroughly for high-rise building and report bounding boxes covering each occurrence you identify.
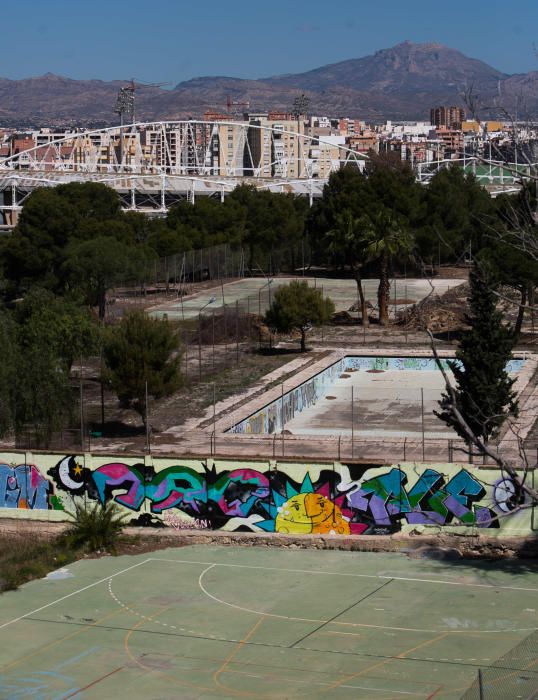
[430,106,465,130]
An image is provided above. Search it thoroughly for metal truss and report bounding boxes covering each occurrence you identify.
[0,120,366,177]
[416,156,537,196]
[0,120,367,227]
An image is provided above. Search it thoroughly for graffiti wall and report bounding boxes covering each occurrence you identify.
[229,356,525,434]
[0,452,530,535]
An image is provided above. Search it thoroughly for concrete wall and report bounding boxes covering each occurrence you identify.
[0,452,532,536]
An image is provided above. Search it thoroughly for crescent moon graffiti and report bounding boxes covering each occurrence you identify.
[58,457,84,491]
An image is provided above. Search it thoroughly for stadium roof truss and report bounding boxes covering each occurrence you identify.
[0,120,367,226]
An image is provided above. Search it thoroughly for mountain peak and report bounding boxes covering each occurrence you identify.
[0,42,533,126]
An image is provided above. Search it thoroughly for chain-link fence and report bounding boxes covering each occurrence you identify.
[461,630,538,699]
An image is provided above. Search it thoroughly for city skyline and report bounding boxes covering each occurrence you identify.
[0,0,537,84]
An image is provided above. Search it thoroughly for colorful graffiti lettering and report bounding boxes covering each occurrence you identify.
[0,454,521,534]
[345,467,496,528]
[0,463,51,509]
[47,458,502,531]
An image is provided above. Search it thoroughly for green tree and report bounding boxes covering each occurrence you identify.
[417,167,493,265]
[265,281,334,352]
[63,237,155,319]
[364,209,414,326]
[435,263,518,442]
[54,182,121,221]
[325,210,372,326]
[15,289,98,371]
[489,184,538,337]
[11,290,98,445]
[103,311,181,425]
[0,310,16,437]
[308,168,371,325]
[2,187,78,292]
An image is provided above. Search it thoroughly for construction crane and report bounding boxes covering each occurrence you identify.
[115,79,171,126]
[226,95,250,116]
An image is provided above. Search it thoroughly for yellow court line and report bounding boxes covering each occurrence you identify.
[123,606,214,694]
[213,616,267,698]
[324,631,451,693]
[397,632,451,659]
[1,607,127,673]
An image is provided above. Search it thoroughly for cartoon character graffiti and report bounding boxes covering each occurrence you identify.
[258,475,367,535]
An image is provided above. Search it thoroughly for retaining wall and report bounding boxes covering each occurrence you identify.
[0,451,533,537]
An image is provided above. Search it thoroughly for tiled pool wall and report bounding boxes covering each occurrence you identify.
[228,356,525,435]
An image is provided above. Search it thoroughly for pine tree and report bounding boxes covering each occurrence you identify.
[435,262,518,442]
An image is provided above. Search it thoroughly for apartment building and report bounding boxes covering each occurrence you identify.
[430,106,466,130]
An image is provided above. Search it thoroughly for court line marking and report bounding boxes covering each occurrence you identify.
[123,603,215,695]
[0,558,151,632]
[213,615,266,698]
[151,557,538,593]
[107,575,240,643]
[221,666,420,696]
[196,562,538,634]
[0,608,126,673]
[290,578,394,648]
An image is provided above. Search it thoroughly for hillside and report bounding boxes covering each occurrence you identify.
[0,42,534,126]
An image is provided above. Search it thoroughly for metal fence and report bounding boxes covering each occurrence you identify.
[461,630,538,699]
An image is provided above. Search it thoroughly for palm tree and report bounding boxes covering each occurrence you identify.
[326,210,372,327]
[365,210,414,326]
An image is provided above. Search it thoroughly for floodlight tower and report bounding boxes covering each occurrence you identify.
[114,85,135,169]
[114,79,170,169]
[292,94,310,178]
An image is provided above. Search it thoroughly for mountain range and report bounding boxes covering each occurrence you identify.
[1,41,537,127]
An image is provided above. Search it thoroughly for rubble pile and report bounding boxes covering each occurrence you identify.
[398,283,470,333]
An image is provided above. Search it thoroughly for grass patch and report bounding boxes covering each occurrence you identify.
[0,503,133,594]
[0,532,78,593]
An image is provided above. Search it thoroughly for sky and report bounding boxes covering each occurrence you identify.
[1,0,537,84]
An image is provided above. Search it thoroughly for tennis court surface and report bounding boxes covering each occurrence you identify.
[1,546,537,699]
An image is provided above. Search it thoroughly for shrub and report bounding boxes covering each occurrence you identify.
[63,501,128,553]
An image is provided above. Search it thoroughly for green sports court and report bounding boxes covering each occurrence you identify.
[1,545,537,699]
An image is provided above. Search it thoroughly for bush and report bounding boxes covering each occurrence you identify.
[63,501,128,553]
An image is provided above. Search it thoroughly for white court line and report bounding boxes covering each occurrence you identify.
[195,561,537,635]
[152,557,538,593]
[0,558,151,632]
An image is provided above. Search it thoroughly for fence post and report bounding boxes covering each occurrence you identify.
[338,435,341,461]
[403,437,407,462]
[198,313,202,380]
[281,383,285,457]
[478,669,485,700]
[351,386,354,459]
[448,439,453,463]
[421,387,425,461]
[235,300,240,365]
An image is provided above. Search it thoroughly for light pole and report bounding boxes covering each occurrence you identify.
[198,296,216,380]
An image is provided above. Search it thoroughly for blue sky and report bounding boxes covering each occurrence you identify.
[2,0,537,83]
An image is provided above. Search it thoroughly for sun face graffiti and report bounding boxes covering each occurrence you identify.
[258,476,367,535]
